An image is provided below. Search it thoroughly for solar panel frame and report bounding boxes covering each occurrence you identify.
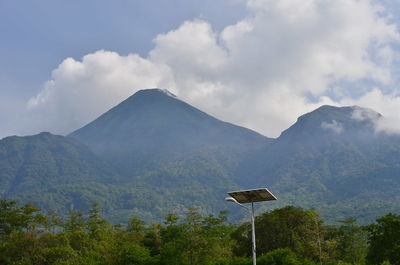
[228,188,277,203]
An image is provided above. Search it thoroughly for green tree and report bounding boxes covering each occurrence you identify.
[86,202,110,238]
[143,223,162,257]
[159,213,187,265]
[232,206,328,262]
[333,217,367,264]
[257,248,304,265]
[366,213,400,265]
[201,210,235,265]
[159,209,234,265]
[114,243,153,265]
[63,210,86,233]
[0,199,42,238]
[46,209,62,233]
[128,216,146,233]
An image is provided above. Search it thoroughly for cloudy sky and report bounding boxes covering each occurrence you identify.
[2,0,400,138]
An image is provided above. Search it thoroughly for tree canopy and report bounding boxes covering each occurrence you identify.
[0,199,398,265]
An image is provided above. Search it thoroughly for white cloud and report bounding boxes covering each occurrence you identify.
[345,89,400,134]
[23,0,400,137]
[351,105,381,122]
[26,51,175,135]
[321,120,344,134]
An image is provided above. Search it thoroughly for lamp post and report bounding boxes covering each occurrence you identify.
[225,188,277,265]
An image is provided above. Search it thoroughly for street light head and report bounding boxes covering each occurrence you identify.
[228,188,277,203]
[225,196,238,203]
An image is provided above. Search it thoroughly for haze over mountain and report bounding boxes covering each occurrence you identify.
[240,105,400,221]
[69,89,270,176]
[1,89,270,222]
[1,89,400,223]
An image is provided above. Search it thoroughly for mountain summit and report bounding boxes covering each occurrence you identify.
[239,105,400,222]
[69,88,269,175]
[279,105,380,141]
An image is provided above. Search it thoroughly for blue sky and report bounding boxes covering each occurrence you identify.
[0,0,246,98]
[1,0,400,138]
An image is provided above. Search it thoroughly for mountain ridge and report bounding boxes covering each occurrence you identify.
[0,89,399,223]
[69,88,271,176]
[239,104,400,222]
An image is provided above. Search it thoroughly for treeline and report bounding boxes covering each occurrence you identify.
[0,199,399,265]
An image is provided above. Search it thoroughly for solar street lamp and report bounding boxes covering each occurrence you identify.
[226,188,277,265]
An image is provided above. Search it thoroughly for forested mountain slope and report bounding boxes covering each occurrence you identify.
[69,89,270,176]
[0,132,119,213]
[1,90,400,223]
[239,105,400,223]
[2,89,271,222]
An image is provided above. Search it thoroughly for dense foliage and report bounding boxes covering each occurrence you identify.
[365,213,400,265]
[1,199,398,265]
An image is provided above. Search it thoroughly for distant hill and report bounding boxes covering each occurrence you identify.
[239,105,400,223]
[0,132,118,214]
[1,90,400,224]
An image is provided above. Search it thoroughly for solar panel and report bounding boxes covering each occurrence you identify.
[228,188,277,203]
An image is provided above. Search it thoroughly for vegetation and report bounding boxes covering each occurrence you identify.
[365,213,400,265]
[1,199,399,265]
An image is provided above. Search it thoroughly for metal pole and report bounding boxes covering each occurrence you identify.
[251,202,256,265]
[226,189,277,265]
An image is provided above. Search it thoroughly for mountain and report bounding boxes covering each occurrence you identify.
[67,88,271,221]
[68,89,271,221]
[0,132,118,213]
[1,89,270,222]
[69,89,270,176]
[1,90,400,224]
[239,105,400,223]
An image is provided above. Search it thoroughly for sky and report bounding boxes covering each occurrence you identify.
[1,0,400,138]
